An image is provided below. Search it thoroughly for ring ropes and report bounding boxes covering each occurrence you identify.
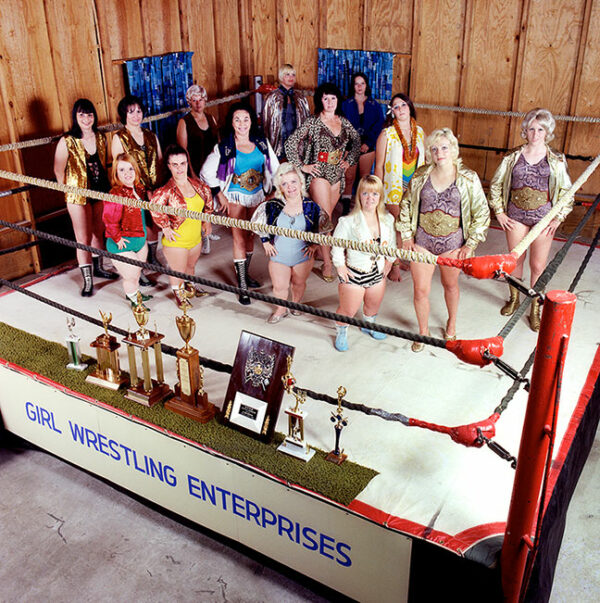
[1,211,598,463]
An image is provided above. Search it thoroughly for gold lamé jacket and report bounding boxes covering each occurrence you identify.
[397,162,490,250]
[488,144,572,222]
[115,127,159,189]
[64,133,107,205]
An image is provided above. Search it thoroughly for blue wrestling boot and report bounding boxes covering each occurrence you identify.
[360,314,387,340]
[334,325,349,352]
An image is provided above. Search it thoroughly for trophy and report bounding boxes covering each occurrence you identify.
[325,386,349,465]
[86,310,128,390]
[277,356,315,461]
[65,317,87,371]
[122,293,172,407]
[165,283,217,423]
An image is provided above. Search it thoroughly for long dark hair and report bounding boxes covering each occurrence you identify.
[383,93,417,127]
[223,102,261,139]
[314,82,344,116]
[350,72,372,99]
[67,98,99,138]
[159,143,193,185]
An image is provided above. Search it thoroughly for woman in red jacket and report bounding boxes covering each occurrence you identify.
[102,153,151,307]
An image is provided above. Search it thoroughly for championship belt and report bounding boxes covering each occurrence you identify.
[317,149,342,165]
[419,209,461,237]
[510,187,549,211]
[232,168,263,191]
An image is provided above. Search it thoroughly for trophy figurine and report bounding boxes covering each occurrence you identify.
[65,317,87,371]
[277,355,315,461]
[165,283,217,423]
[86,310,128,390]
[122,293,172,407]
[325,385,349,465]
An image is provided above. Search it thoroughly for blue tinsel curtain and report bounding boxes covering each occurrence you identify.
[124,52,194,146]
[317,49,394,103]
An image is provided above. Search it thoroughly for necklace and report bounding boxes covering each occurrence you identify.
[394,118,418,162]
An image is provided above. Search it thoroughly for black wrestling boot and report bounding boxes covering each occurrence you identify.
[92,255,118,280]
[245,253,261,288]
[139,273,156,287]
[147,241,160,266]
[80,264,94,297]
[234,260,251,305]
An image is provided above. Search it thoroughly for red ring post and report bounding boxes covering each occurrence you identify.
[500,290,576,602]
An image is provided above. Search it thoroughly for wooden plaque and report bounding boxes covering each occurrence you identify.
[221,331,294,443]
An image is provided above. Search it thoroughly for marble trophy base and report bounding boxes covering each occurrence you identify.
[277,437,315,462]
[125,380,172,407]
[66,361,88,371]
[165,389,217,423]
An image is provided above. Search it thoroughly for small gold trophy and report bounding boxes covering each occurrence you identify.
[123,293,172,407]
[277,356,315,461]
[165,283,217,423]
[86,310,128,390]
[325,386,349,465]
[65,317,87,371]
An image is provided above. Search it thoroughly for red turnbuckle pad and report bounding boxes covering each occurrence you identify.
[446,336,504,366]
[436,253,518,279]
[256,83,277,95]
[449,413,501,447]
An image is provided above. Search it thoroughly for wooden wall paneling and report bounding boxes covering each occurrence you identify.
[212,0,243,94]
[248,0,278,83]
[508,0,586,149]
[140,0,183,56]
[44,0,108,124]
[324,0,363,50]
[281,0,320,90]
[94,0,145,122]
[178,0,218,96]
[410,0,467,136]
[364,0,413,53]
[238,0,255,85]
[456,0,523,180]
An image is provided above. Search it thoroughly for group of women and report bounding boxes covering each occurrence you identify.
[54,66,572,351]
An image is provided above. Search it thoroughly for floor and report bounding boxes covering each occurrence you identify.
[1,224,599,601]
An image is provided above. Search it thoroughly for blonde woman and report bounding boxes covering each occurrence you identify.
[488,108,572,330]
[399,128,489,351]
[331,175,396,351]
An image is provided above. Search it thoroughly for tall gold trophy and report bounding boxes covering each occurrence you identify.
[86,310,128,390]
[123,293,172,407]
[165,283,217,423]
[277,356,315,461]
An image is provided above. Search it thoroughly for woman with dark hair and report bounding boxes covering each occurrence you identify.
[374,93,426,281]
[54,98,116,296]
[151,144,214,308]
[341,73,385,213]
[488,108,572,330]
[112,95,162,270]
[285,82,361,282]
[103,153,151,308]
[201,102,279,304]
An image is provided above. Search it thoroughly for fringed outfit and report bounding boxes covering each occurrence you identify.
[262,87,310,160]
[201,134,279,208]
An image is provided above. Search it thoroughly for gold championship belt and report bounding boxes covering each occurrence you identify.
[232,168,263,191]
[317,149,343,165]
[419,209,461,237]
[511,187,549,211]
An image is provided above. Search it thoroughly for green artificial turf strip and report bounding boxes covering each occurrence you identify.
[0,321,377,505]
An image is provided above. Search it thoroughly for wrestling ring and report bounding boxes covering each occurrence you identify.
[0,94,599,602]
